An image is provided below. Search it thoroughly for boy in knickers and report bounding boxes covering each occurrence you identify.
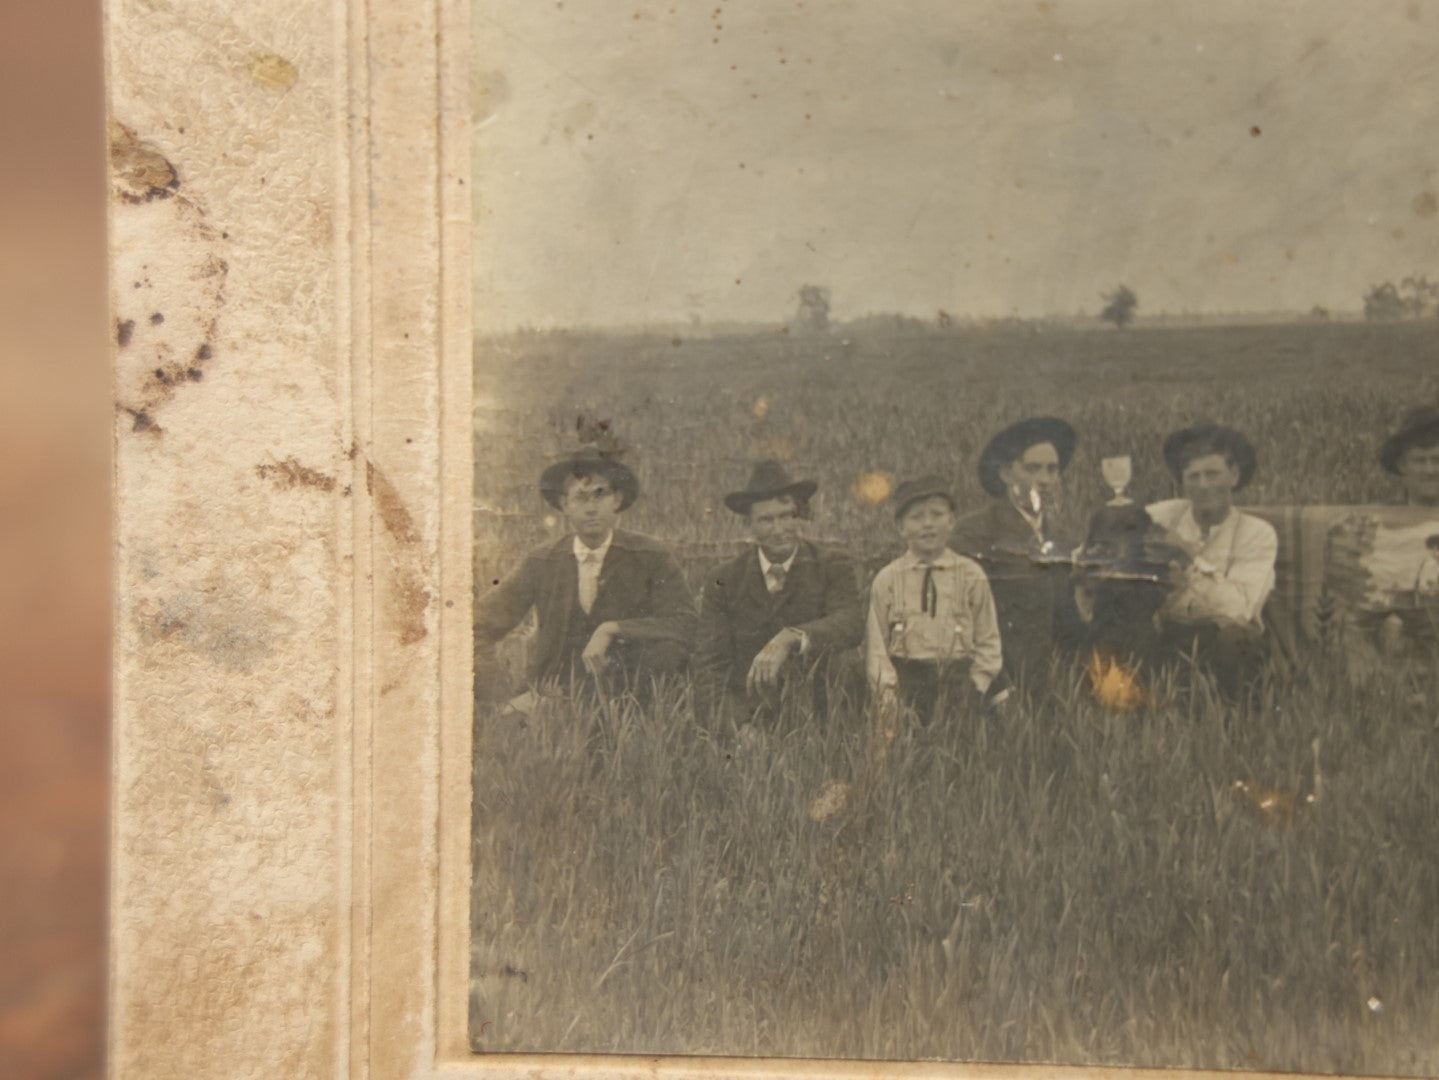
[866,476,1008,724]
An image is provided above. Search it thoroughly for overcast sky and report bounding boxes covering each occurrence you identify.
[472,1,1439,330]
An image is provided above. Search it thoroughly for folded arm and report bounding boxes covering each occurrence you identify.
[792,550,865,653]
[864,583,898,698]
[965,572,1006,697]
[1170,523,1277,626]
[609,551,698,646]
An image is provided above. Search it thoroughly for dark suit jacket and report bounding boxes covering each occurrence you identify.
[694,540,863,703]
[475,529,696,686]
[953,500,1078,684]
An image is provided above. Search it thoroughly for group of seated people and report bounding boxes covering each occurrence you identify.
[474,404,1439,721]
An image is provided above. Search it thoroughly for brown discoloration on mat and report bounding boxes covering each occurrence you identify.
[364,457,431,643]
[256,458,338,493]
[366,460,423,545]
[111,154,227,431]
[392,573,432,646]
[109,120,180,203]
[249,52,299,92]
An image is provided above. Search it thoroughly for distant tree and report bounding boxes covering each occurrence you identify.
[795,285,831,333]
[1308,305,1330,320]
[1364,275,1439,320]
[1099,285,1138,329]
[1402,274,1439,316]
[1365,282,1407,320]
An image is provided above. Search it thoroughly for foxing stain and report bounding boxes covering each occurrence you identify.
[109,121,180,203]
[365,457,430,644]
[122,407,161,435]
[366,460,423,545]
[249,52,299,92]
[255,458,338,493]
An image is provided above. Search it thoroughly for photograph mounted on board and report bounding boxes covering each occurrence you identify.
[467,2,1439,1072]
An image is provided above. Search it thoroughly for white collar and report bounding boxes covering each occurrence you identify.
[900,547,960,570]
[757,545,798,576]
[1181,503,1237,541]
[573,532,614,562]
[1010,500,1043,526]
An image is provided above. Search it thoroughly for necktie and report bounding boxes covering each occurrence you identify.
[766,563,787,595]
[578,550,602,613]
[920,565,938,617]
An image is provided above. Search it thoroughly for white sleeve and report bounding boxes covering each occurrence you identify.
[1176,517,1277,624]
[966,569,1004,694]
[864,569,898,694]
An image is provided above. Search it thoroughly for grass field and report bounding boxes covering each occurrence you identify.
[470,319,1439,1072]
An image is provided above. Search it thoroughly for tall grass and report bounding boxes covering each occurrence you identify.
[470,320,1439,1071]
[471,656,1439,1071]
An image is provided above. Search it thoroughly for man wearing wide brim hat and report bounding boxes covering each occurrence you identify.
[1145,421,1277,702]
[475,446,695,700]
[954,416,1081,688]
[695,460,863,723]
[538,448,641,511]
[1379,404,1439,507]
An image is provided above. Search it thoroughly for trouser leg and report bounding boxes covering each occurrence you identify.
[1159,621,1267,704]
[891,658,939,725]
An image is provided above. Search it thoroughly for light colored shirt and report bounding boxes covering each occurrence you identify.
[573,532,614,614]
[1146,499,1277,627]
[755,547,809,653]
[1417,555,1439,596]
[757,546,797,594]
[865,548,1004,696]
[1012,501,1047,544]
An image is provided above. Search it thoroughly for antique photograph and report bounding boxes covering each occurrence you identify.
[467,3,1439,1072]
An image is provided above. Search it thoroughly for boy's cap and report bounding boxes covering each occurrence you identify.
[891,475,955,520]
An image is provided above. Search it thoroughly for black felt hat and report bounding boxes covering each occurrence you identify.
[1379,405,1439,475]
[723,460,818,515]
[1161,422,1258,490]
[977,417,1077,497]
[538,449,639,511]
[891,475,955,520]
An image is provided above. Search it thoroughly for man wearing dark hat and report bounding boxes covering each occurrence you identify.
[1146,422,1277,700]
[474,448,695,698]
[694,461,864,722]
[953,416,1081,689]
[1380,405,1439,508]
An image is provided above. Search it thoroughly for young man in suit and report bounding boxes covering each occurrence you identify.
[953,416,1081,692]
[474,449,696,702]
[694,461,864,724]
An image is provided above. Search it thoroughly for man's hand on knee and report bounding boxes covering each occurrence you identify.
[746,628,802,693]
[582,622,619,676]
